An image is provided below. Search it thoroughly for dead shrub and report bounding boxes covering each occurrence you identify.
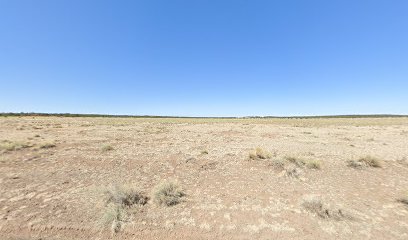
[302,196,347,220]
[285,156,306,167]
[38,142,56,149]
[100,185,148,234]
[101,205,127,234]
[0,140,30,152]
[104,185,148,207]
[249,147,273,160]
[285,165,302,178]
[153,181,184,206]
[348,155,382,168]
[101,145,114,152]
[359,155,382,168]
[306,160,322,169]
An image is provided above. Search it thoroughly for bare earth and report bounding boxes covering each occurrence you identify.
[1,116,408,240]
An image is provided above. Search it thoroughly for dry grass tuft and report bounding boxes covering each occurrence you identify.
[272,156,321,172]
[0,140,30,152]
[285,165,302,178]
[359,155,382,168]
[104,185,148,207]
[249,147,273,160]
[302,196,346,220]
[101,185,148,234]
[101,205,127,234]
[268,158,286,170]
[101,145,114,152]
[305,160,322,169]
[38,142,56,149]
[200,150,209,155]
[348,155,382,168]
[153,181,184,206]
[285,156,306,167]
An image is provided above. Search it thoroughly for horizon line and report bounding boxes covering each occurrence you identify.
[1,112,408,119]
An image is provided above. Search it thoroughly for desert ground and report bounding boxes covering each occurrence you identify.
[1,116,408,240]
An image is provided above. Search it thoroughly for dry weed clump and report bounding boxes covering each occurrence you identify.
[152,181,184,206]
[305,159,322,169]
[348,155,382,169]
[38,142,56,149]
[285,156,306,167]
[0,140,30,152]
[249,147,273,160]
[268,158,286,170]
[200,150,209,155]
[285,165,302,178]
[101,185,148,234]
[101,144,114,152]
[104,185,148,207]
[398,194,408,206]
[302,196,347,220]
[101,205,127,234]
[285,156,321,169]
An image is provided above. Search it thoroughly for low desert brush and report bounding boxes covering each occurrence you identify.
[101,205,127,234]
[38,142,56,149]
[305,160,322,169]
[153,181,184,206]
[302,196,346,220]
[285,165,302,178]
[249,147,273,160]
[285,156,306,167]
[359,155,382,168]
[200,150,209,155]
[0,140,30,152]
[348,155,382,168]
[101,185,148,234]
[269,158,286,170]
[101,144,114,152]
[104,185,148,207]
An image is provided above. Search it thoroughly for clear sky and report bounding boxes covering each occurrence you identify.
[1,1,407,117]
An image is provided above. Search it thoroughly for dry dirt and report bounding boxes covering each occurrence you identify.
[1,116,408,240]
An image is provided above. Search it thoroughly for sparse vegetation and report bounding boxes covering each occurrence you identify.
[347,160,364,169]
[305,159,322,169]
[1,116,406,239]
[302,196,346,220]
[200,150,209,155]
[101,185,148,234]
[101,144,114,152]
[359,155,382,167]
[271,156,321,172]
[38,142,56,149]
[249,147,273,160]
[101,204,127,234]
[285,165,302,178]
[268,158,286,170]
[104,185,148,207]
[153,181,184,206]
[348,155,382,168]
[284,156,306,167]
[0,140,30,152]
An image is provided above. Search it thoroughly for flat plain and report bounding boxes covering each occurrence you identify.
[1,116,408,239]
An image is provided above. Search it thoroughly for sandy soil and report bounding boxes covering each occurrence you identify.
[1,116,408,240]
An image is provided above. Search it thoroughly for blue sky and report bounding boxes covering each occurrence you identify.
[1,0,407,117]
